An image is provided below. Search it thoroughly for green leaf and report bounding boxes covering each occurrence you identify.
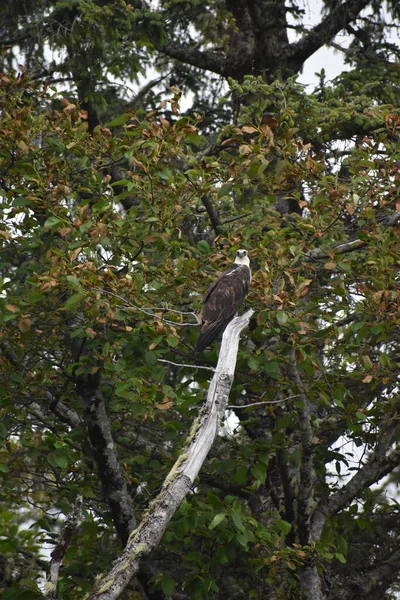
[66,275,82,288]
[208,513,226,530]
[64,293,84,310]
[44,216,64,229]
[276,310,289,325]
[248,356,259,370]
[276,519,292,534]
[264,360,279,376]
[54,452,69,469]
[161,575,176,596]
[231,512,245,533]
[235,466,248,485]
[251,463,266,483]
[167,335,179,347]
[336,534,348,556]
[187,132,204,147]
[107,113,131,126]
[197,240,210,254]
[356,411,368,422]
[335,552,346,564]
[217,183,232,198]
[2,588,39,599]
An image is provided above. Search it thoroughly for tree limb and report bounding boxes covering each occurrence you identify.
[288,349,315,546]
[87,309,254,600]
[305,211,400,261]
[159,43,224,75]
[45,391,82,428]
[306,238,365,261]
[311,418,400,540]
[79,384,136,545]
[44,496,83,599]
[288,0,371,72]
[201,194,223,236]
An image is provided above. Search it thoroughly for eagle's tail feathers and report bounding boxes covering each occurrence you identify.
[195,319,229,352]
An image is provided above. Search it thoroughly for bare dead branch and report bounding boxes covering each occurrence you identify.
[87,309,254,600]
[45,391,82,428]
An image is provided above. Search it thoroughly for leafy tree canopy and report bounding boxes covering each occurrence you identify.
[0,1,400,599]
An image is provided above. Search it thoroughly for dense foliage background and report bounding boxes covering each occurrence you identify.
[0,1,399,599]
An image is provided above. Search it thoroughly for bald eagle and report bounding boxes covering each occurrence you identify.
[196,249,251,352]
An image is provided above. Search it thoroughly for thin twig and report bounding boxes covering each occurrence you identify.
[222,213,252,225]
[158,358,215,372]
[229,394,301,408]
[91,287,199,326]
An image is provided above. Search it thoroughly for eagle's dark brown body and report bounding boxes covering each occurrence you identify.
[196,250,251,352]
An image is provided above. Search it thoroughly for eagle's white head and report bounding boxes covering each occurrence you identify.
[234,248,250,267]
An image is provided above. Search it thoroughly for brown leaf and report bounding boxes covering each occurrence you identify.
[241,125,258,134]
[70,248,82,262]
[18,140,29,153]
[18,318,32,332]
[59,227,73,236]
[324,261,337,270]
[238,144,252,156]
[64,103,77,114]
[160,116,171,128]
[156,398,173,410]
[260,123,274,138]
[221,137,239,146]
[6,304,18,313]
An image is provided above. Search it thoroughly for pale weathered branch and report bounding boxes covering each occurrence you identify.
[87,309,254,600]
[229,394,301,409]
[306,238,365,261]
[305,211,400,261]
[158,358,215,371]
[44,496,83,599]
